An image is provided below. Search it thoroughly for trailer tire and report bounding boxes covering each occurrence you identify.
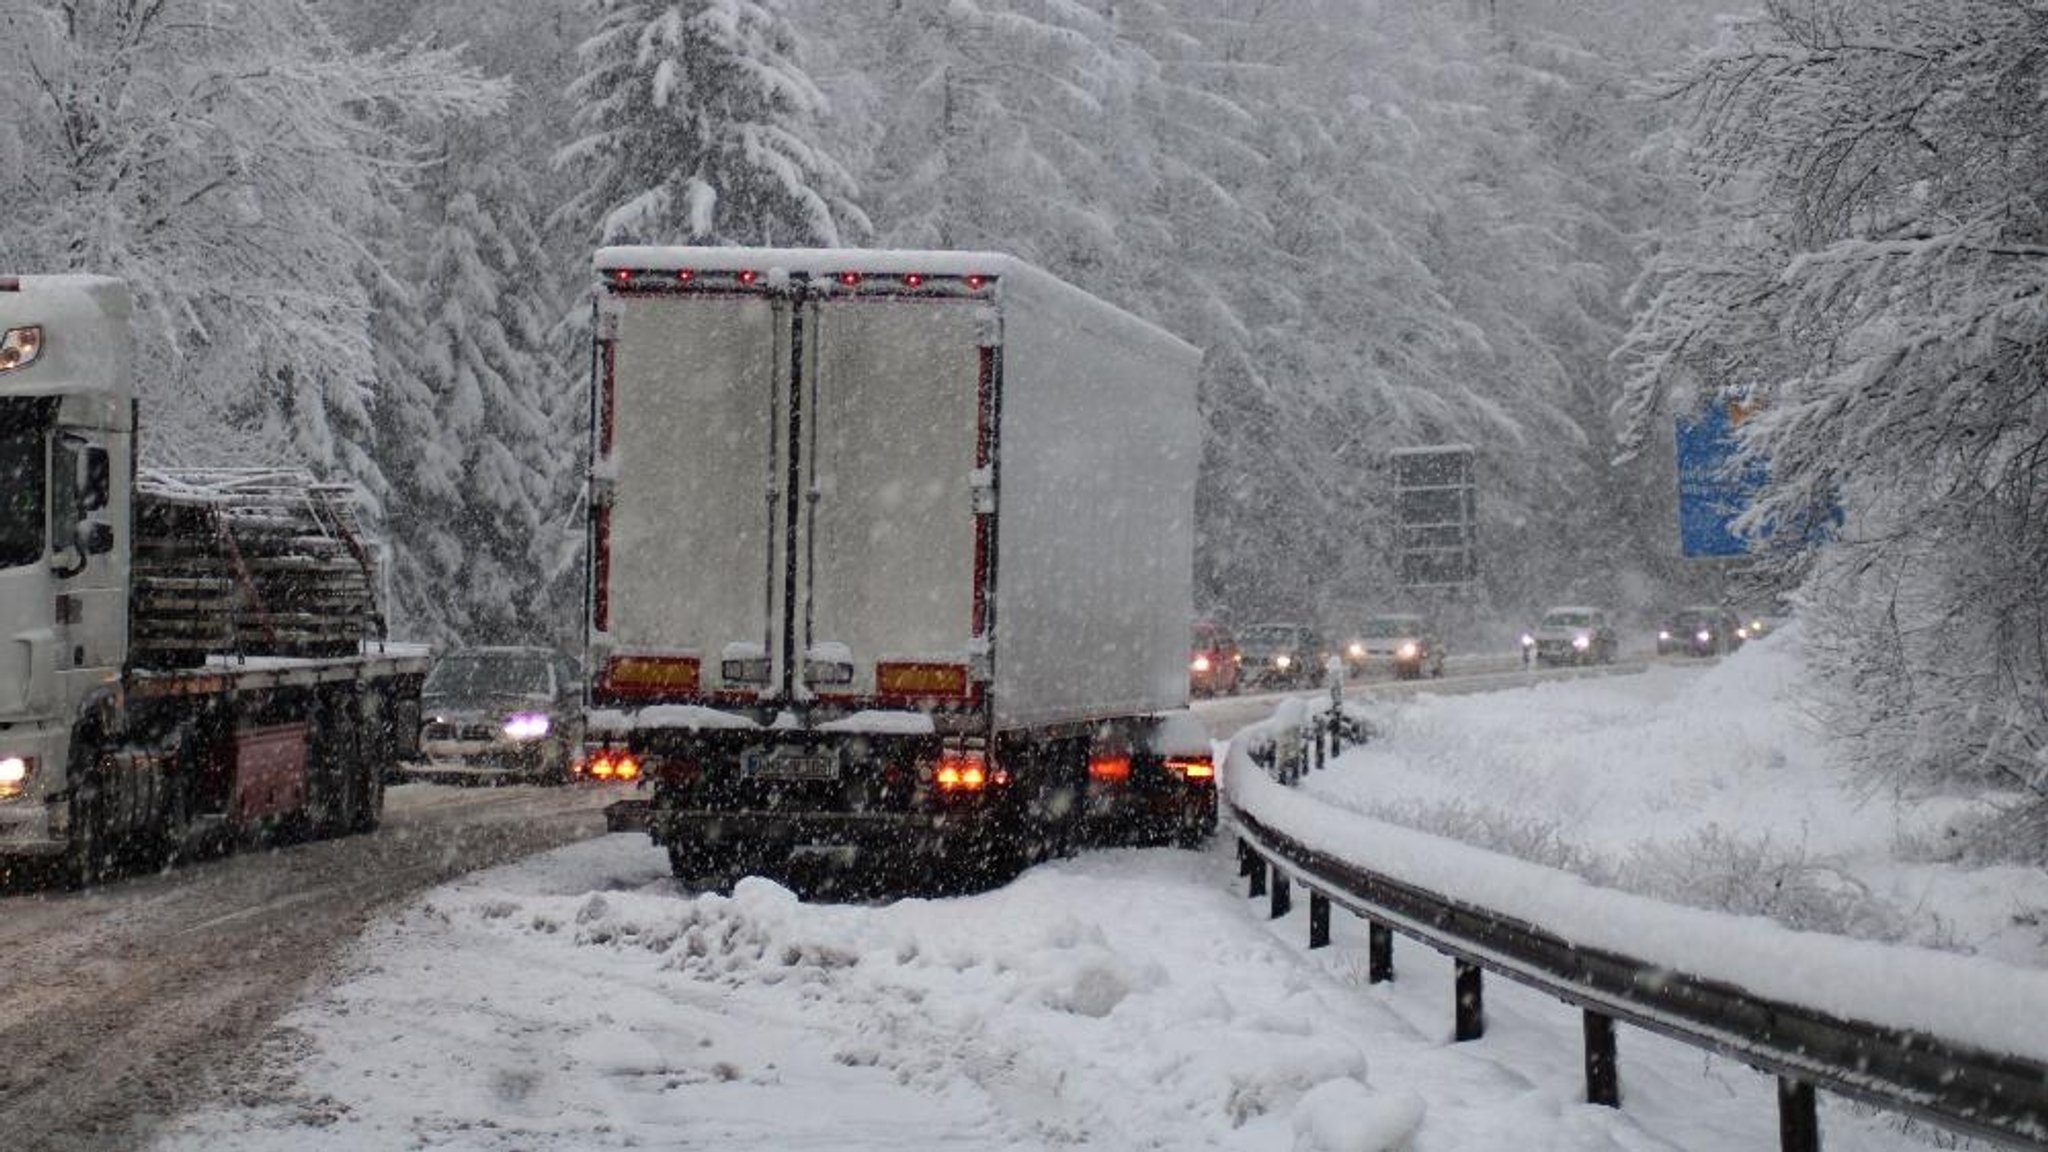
[667,842,750,895]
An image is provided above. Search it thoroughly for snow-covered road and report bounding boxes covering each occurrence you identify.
[155,832,1947,1151]
[141,632,2047,1150]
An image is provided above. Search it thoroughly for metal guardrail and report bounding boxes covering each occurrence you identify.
[1230,704,2048,1152]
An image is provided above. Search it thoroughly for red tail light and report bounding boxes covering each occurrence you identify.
[1166,757,1215,780]
[1088,755,1131,783]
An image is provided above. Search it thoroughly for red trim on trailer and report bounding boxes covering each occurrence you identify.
[973,345,996,639]
[593,504,612,633]
[599,339,617,458]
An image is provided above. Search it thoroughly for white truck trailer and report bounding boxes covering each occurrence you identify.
[0,276,426,886]
[588,247,1209,890]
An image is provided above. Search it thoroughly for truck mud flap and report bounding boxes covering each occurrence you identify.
[604,798,653,833]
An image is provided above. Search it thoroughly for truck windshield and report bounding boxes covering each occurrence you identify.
[0,400,50,570]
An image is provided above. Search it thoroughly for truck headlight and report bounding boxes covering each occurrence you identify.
[502,713,551,741]
[0,754,32,799]
[0,325,42,373]
[1519,633,1534,648]
[1191,654,1212,673]
[1696,630,1712,644]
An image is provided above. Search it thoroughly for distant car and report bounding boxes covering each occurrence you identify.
[1341,613,1445,680]
[1189,619,1241,697]
[1657,606,1743,657]
[1236,622,1326,690]
[1735,612,1784,643]
[417,646,585,784]
[1530,607,1618,667]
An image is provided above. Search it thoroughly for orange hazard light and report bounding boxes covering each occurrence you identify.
[1166,757,1215,780]
[935,750,989,791]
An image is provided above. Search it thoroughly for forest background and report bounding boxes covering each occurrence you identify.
[6,0,2044,849]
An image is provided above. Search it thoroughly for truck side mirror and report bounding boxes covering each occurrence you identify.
[51,519,112,579]
[79,446,110,513]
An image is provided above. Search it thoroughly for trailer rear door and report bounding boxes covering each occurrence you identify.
[598,294,786,702]
[796,297,985,704]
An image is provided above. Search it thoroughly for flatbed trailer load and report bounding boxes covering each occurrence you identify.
[586,246,1210,892]
[0,276,426,886]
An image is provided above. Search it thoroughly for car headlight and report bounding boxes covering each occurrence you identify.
[1191,654,1212,673]
[1520,633,1534,648]
[1658,630,1671,642]
[502,712,551,741]
[1572,634,1590,650]
[1696,630,1712,644]
[1348,642,1365,659]
[1397,641,1418,660]
[1274,654,1292,669]
[1736,626,1751,640]
[0,754,32,799]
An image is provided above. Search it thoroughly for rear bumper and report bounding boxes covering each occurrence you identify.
[651,807,983,853]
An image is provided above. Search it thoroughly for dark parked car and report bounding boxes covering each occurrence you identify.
[417,646,585,784]
[1189,619,1241,697]
[1657,606,1744,657]
[1236,622,1326,690]
[1530,606,1618,667]
[1341,613,1445,680]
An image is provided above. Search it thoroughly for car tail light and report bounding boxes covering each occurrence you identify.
[1165,757,1214,781]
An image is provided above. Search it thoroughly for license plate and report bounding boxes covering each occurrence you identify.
[743,748,840,781]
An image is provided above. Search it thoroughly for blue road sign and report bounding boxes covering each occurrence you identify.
[1676,402,1765,558]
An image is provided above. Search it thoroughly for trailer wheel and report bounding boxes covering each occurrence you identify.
[352,690,387,833]
[667,842,751,895]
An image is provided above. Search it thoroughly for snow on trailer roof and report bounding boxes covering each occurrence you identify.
[595,245,1202,364]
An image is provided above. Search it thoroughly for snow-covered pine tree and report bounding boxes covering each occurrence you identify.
[557,0,865,246]
[0,0,504,479]
[380,142,566,648]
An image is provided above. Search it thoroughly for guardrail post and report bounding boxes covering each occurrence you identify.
[1237,837,1254,877]
[1313,728,1325,771]
[1454,961,1485,1041]
[1270,870,1292,919]
[1368,921,1394,983]
[1778,1077,1819,1152]
[1584,1010,1619,1107]
[1309,891,1331,949]
[1248,855,1268,899]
